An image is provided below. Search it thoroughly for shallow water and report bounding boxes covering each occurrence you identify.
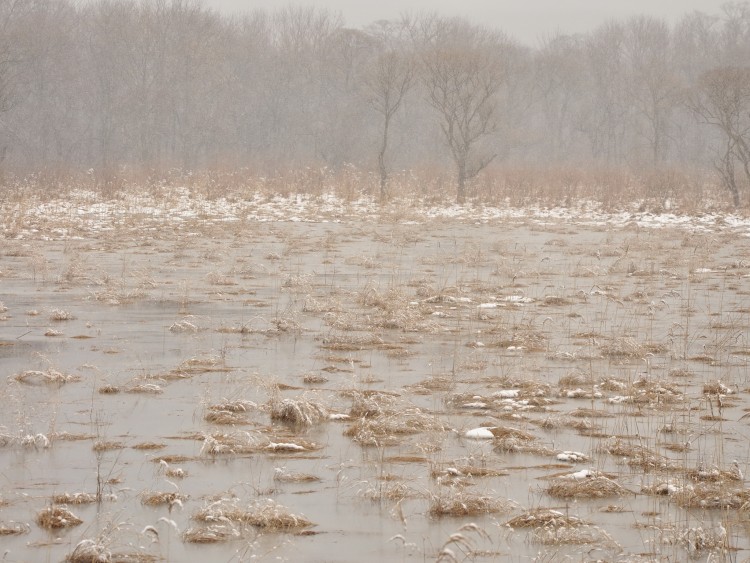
[1,218,750,562]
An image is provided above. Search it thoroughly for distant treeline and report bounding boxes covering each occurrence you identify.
[1,0,750,202]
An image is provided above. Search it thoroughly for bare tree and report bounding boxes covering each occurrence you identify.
[692,66,750,206]
[413,16,511,203]
[364,26,415,198]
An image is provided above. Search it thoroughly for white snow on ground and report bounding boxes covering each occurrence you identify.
[3,188,750,239]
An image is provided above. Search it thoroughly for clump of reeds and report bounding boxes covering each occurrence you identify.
[658,523,728,553]
[65,539,110,562]
[98,385,120,394]
[52,493,97,505]
[506,508,587,528]
[204,409,250,425]
[36,506,83,528]
[49,309,75,321]
[545,475,628,499]
[13,369,80,384]
[140,491,186,508]
[125,383,163,394]
[429,489,514,517]
[92,440,124,452]
[131,442,165,450]
[183,524,239,543]
[601,437,677,470]
[0,521,30,535]
[344,406,444,447]
[675,483,750,509]
[199,431,268,455]
[359,481,416,503]
[273,467,321,483]
[268,395,328,428]
[193,498,314,530]
[532,524,616,546]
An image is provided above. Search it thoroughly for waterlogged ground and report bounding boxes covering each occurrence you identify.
[2,191,750,562]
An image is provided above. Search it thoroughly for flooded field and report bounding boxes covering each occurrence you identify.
[2,197,750,562]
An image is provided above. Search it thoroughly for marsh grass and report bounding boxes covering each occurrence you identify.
[0,521,30,535]
[429,489,514,517]
[52,493,97,505]
[36,506,83,529]
[545,476,629,499]
[193,498,314,530]
[14,369,80,384]
[505,508,588,528]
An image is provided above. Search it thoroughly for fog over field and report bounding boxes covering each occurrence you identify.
[1,0,750,206]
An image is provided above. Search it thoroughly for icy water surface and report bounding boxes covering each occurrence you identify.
[1,218,750,562]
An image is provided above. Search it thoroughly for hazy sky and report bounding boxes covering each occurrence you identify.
[203,0,727,44]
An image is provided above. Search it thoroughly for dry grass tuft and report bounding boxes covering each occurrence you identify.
[532,524,616,546]
[49,309,76,321]
[273,467,321,483]
[601,437,677,470]
[14,369,80,384]
[0,521,30,535]
[131,442,166,450]
[36,506,83,529]
[269,395,328,428]
[429,489,515,517]
[506,508,588,528]
[92,440,125,452]
[546,476,628,499]
[193,498,314,530]
[52,493,97,505]
[183,524,240,543]
[140,491,187,507]
[199,431,268,455]
[204,410,251,425]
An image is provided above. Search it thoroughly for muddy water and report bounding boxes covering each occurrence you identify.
[1,218,750,562]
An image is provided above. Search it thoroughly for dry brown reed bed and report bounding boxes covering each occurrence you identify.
[183,524,240,543]
[601,437,678,471]
[531,524,617,547]
[13,369,81,384]
[505,508,588,528]
[268,395,328,428]
[52,493,97,505]
[429,489,515,517]
[140,491,187,508]
[545,475,629,499]
[36,506,83,529]
[193,498,314,530]
[0,521,30,535]
[342,391,445,446]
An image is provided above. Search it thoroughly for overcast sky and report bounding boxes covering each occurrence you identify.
[203,0,728,44]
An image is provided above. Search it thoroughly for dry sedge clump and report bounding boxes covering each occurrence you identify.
[98,385,120,394]
[506,508,588,528]
[674,483,750,509]
[204,410,250,425]
[131,442,166,450]
[183,524,240,544]
[546,476,628,499]
[36,506,83,529]
[14,369,80,384]
[0,521,30,535]
[126,383,163,394]
[429,489,514,517]
[273,467,321,483]
[193,498,314,530]
[140,491,186,507]
[49,309,76,321]
[92,440,125,452]
[269,396,328,427]
[532,524,616,546]
[602,437,677,470]
[52,493,97,505]
[199,431,268,455]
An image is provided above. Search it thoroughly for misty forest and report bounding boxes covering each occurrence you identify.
[1,0,750,204]
[5,2,750,563]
